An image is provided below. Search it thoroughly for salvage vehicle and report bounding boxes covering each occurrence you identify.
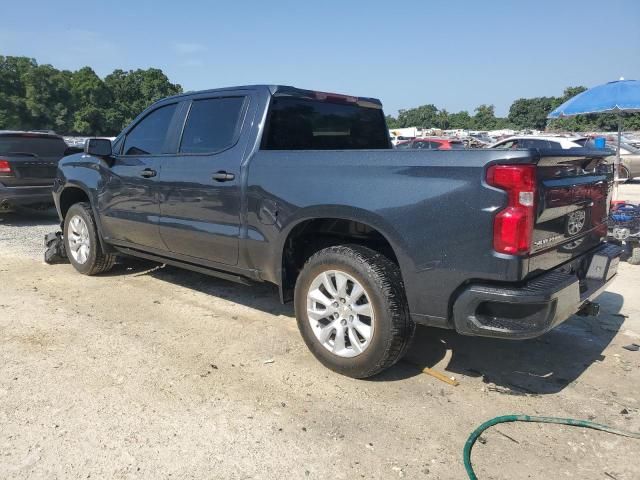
[395,138,465,150]
[0,130,74,211]
[53,85,621,378]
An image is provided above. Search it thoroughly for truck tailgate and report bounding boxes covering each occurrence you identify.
[528,149,614,275]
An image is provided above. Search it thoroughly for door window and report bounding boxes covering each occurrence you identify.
[122,103,178,156]
[179,97,246,154]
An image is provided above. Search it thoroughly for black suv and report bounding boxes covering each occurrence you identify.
[0,131,71,211]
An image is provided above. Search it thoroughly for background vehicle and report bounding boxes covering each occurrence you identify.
[614,143,640,180]
[395,137,465,149]
[489,135,587,149]
[0,131,75,211]
[53,85,620,378]
[608,202,640,264]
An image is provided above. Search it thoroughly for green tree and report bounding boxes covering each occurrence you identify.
[385,115,400,129]
[104,68,182,134]
[435,109,450,129]
[396,104,439,128]
[0,56,37,129]
[23,64,73,131]
[448,111,472,129]
[508,96,558,130]
[472,104,498,130]
[69,67,111,134]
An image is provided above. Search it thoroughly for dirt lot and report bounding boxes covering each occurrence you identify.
[1,185,639,479]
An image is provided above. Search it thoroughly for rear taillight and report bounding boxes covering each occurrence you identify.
[0,159,11,174]
[486,164,537,255]
[313,91,358,103]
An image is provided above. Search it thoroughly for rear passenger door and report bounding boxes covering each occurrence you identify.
[157,93,253,266]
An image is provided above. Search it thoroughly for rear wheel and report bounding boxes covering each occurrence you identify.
[628,245,640,265]
[294,244,414,378]
[64,202,116,275]
[619,165,631,182]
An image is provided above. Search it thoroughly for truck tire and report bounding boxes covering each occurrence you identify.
[63,202,116,275]
[294,244,415,378]
[619,165,631,182]
[628,245,640,265]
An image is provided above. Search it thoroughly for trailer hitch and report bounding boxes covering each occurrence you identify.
[576,301,600,317]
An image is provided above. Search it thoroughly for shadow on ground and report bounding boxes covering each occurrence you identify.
[375,291,625,393]
[106,259,626,394]
[0,207,59,226]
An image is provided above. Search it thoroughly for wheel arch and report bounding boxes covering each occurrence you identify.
[58,183,113,254]
[276,208,409,303]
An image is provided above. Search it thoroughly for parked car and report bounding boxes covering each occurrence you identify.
[0,130,76,211]
[395,138,465,149]
[489,135,587,150]
[613,143,640,181]
[53,85,621,378]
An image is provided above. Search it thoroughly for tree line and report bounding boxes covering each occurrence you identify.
[0,56,182,136]
[387,86,640,132]
[1,55,638,135]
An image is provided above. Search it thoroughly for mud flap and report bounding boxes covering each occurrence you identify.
[44,231,68,264]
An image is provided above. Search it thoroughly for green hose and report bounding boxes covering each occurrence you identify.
[464,414,640,479]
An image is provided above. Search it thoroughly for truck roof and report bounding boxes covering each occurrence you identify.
[161,85,383,109]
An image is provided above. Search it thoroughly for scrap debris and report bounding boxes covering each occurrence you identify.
[420,367,459,386]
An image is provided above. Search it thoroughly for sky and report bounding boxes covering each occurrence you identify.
[1,0,639,116]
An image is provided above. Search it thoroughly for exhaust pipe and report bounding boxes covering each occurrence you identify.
[577,301,600,317]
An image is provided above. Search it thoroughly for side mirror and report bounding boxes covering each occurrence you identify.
[84,138,112,157]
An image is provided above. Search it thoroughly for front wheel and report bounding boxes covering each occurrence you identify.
[64,202,116,275]
[294,245,415,378]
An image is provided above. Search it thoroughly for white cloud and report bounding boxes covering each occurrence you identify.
[173,42,207,55]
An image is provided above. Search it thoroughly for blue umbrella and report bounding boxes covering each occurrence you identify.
[548,79,640,176]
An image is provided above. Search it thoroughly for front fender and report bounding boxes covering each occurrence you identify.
[55,154,114,253]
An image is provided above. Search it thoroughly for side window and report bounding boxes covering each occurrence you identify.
[429,141,442,149]
[547,141,562,149]
[122,103,178,156]
[179,97,246,154]
[500,140,518,149]
[414,141,429,149]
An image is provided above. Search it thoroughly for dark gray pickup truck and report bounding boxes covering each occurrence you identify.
[52,85,621,378]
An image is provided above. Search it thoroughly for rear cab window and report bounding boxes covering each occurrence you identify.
[262,96,390,150]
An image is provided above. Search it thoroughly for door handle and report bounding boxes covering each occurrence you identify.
[212,171,235,182]
[140,168,157,178]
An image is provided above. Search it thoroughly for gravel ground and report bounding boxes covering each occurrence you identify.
[0,191,639,480]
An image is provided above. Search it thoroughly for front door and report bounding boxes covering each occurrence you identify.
[157,95,251,265]
[99,102,180,250]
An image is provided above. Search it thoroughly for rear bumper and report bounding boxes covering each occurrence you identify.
[0,183,54,207]
[452,243,622,339]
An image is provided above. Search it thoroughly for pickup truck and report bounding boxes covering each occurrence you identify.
[53,85,621,378]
